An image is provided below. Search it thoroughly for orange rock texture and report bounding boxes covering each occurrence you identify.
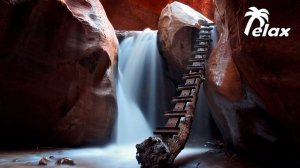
[101,0,214,30]
[158,2,213,81]
[0,0,118,148]
[205,0,300,159]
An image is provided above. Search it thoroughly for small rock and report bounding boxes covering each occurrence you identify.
[38,157,50,165]
[56,158,75,166]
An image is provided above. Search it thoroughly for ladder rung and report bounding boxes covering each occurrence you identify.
[182,73,202,77]
[189,63,205,67]
[186,66,205,70]
[164,112,186,118]
[192,51,208,54]
[182,73,203,79]
[200,27,213,30]
[199,32,211,35]
[182,75,202,80]
[189,59,205,63]
[199,30,210,34]
[194,44,209,48]
[172,95,193,99]
[187,64,205,67]
[196,38,212,42]
[171,98,193,103]
[197,38,211,41]
[178,83,197,87]
[199,34,210,37]
[196,41,209,45]
[165,110,187,113]
[154,127,180,135]
[192,61,204,64]
[193,54,207,59]
[196,48,209,52]
[189,58,206,62]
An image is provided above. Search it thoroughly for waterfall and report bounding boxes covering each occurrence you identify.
[116,29,166,145]
[210,25,218,48]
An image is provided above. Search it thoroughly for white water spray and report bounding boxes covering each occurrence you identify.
[116,29,165,145]
[0,28,217,168]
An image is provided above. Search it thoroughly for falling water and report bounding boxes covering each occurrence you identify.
[116,29,166,145]
[210,25,218,48]
[0,27,218,168]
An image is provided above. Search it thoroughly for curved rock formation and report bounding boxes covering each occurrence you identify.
[101,0,214,30]
[205,0,300,161]
[155,0,300,164]
[158,1,213,81]
[0,0,118,147]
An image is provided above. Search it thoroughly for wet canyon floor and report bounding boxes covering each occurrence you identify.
[0,143,260,168]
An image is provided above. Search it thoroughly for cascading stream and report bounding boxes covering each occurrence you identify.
[136,24,218,167]
[0,28,217,168]
[116,29,166,145]
[76,28,210,168]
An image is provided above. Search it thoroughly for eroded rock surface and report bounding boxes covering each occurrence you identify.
[136,137,170,168]
[205,0,300,162]
[154,0,300,164]
[0,0,118,147]
[101,0,214,30]
[158,1,213,81]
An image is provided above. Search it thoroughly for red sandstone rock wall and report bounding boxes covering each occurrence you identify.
[0,0,118,147]
[158,2,213,81]
[205,0,300,158]
[101,0,214,30]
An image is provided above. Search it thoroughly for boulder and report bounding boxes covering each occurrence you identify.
[0,0,118,147]
[136,137,170,168]
[158,1,213,81]
[205,0,300,161]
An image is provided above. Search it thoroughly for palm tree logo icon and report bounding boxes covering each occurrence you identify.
[244,7,270,35]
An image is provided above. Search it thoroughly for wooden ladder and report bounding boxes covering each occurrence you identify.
[136,24,214,168]
[152,25,213,165]
[153,26,212,138]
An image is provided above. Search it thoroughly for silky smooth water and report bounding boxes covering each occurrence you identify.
[116,29,166,145]
[0,28,217,168]
[0,146,210,168]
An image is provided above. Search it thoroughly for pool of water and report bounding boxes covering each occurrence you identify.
[0,145,210,168]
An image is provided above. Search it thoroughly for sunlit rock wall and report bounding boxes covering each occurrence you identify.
[158,1,213,81]
[101,0,214,30]
[0,0,118,147]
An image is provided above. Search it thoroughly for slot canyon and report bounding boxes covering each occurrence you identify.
[0,0,299,167]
